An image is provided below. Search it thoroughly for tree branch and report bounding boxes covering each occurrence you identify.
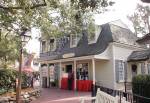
[0,0,47,10]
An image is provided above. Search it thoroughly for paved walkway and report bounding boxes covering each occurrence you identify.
[31,88,91,103]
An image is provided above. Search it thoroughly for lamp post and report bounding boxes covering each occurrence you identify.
[16,29,31,103]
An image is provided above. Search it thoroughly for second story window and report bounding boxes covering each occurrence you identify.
[41,41,46,53]
[48,38,56,51]
[88,25,101,44]
[70,34,80,47]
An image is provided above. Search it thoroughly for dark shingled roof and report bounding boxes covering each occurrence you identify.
[39,24,113,61]
[136,33,150,44]
[128,49,150,62]
[39,20,137,61]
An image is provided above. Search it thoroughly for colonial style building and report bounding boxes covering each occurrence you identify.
[38,20,145,91]
[128,33,150,81]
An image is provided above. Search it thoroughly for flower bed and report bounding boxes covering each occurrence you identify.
[0,88,41,103]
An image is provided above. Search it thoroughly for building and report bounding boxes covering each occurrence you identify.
[38,20,144,91]
[128,33,150,82]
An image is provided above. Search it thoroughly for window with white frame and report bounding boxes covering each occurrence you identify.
[41,41,46,53]
[88,24,102,44]
[141,63,145,74]
[118,61,124,81]
[48,38,56,51]
[115,60,125,82]
[70,34,80,47]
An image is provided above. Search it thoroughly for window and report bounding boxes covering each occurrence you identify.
[115,60,125,82]
[70,34,80,47]
[41,41,46,53]
[88,25,101,44]
[77,63,89,80]
[118,61,124,81]
[141,63,145,74]
[48,38,56,51]
[131,64,137,77]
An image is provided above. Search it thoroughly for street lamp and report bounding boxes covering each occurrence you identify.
[16,28,31,103]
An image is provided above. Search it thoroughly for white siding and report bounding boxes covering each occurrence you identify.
[95,44,115,89]
[113,43,140,90]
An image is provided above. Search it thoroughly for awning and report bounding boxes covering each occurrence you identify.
[22,66,33,73]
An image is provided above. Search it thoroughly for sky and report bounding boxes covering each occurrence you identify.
[25,0,149,56]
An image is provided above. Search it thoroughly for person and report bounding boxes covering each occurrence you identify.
[68,70,73,90]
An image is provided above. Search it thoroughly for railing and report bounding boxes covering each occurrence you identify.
[92,84,150,103]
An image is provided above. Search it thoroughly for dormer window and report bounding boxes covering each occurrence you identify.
[70,34,80,47]
[41,41,46,53]
[88,25,101,44]
[48,38,56,51]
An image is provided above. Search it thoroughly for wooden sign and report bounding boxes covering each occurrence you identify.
[62,53,75,58]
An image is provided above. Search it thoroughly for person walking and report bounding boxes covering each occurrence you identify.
[68,70,73,90]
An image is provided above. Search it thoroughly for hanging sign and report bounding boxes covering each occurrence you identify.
[62,53,75,58]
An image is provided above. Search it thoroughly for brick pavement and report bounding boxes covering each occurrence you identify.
[31,88,91,103]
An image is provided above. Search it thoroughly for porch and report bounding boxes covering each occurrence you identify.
[39,55,113,91]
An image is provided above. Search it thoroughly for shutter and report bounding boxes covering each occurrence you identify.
[147,64,150,74]
[115,60,120,82]
[141,63,145,74]
[124,62,127,81]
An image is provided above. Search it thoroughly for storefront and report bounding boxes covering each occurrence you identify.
[40,55,97,92]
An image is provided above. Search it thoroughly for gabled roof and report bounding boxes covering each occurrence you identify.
[39,20,138,61]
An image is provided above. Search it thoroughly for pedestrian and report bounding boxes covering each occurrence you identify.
[68,70,73,90]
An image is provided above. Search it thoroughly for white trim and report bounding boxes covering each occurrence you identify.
[113,42,146,50]
[92,58,96,85]
[39,55,94,63]
[112,44,116,89]
[70,34,80,48]
[88,25,101,44]
[40,40,47,53]
[48,38,56,52]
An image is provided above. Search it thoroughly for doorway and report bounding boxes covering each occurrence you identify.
[132,64,137,77]
[42,77,47,88]
[66,65,73,73]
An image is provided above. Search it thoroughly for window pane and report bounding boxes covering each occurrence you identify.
[118,60,124,81]
[42,41,46,52]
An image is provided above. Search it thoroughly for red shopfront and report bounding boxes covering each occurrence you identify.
[61,62,92,91]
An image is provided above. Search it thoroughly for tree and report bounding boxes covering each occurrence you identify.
[128,4,150,36]
[0,29,20,69]
[0,0,114,68]
[0,0,114,37]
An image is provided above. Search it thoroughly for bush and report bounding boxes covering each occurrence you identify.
[0,69,17,92]
[132,75,150,103]
[0,69,30,94]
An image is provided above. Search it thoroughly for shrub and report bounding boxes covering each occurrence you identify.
[0,69,30,94]
[0,69,17,92]
[132,75,150,103]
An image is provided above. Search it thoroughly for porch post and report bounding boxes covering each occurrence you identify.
[92,58,96,85]
[39,63,42,88]
[47,63,50,88]
[74,60,77,90]
[59,62,62,88]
